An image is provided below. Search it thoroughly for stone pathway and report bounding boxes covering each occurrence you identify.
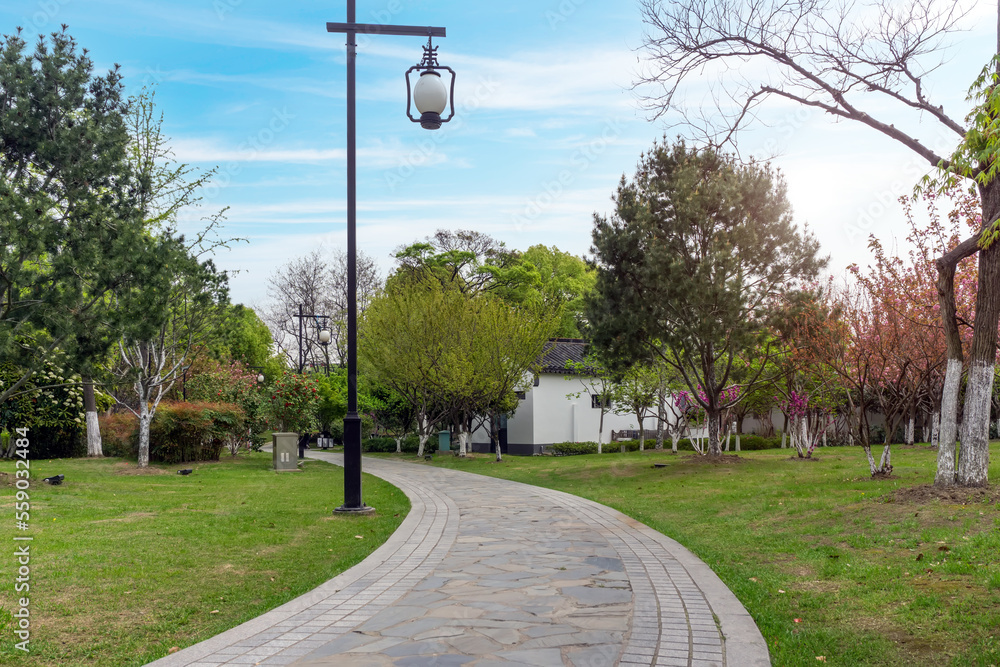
[147,452,769,667]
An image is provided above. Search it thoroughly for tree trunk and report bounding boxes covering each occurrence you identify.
[707,410,721,456]
[137,400,152,468]
[638,415,645,451]
[799,416,808,458]
[394,436,402,454]
[656,391,665,451]
[931,411,940,448]
[781,430,786,449]
[416,414,431,457]
[83,377,103,457]
[935,358,962,485]
[906,413,915,446]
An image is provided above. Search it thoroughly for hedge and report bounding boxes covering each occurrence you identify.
[548,434,784,456]
[363,435,438,454]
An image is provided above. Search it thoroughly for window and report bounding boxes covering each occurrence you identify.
[591,394,611,409]
[515,391,526,400]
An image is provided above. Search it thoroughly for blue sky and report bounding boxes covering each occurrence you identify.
[3,0,996,308]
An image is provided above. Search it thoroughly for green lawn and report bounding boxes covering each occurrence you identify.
[383,444,1000,667]
[0,452,408,667]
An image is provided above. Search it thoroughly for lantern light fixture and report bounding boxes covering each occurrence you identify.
[406,36,455,130]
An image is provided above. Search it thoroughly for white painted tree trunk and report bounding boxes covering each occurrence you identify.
[931,412,940,448]
[906,417,914,446]
[416,415,431,457]
[735,434,740,452]
[456,428,470,457]
[394,436,403,454]
[822,430,827,448]
[781,430,786,449]
[137,401,152,468]
[656,393,665,451]
[958,361,993,487]
[799,417,809,458]
[936,358,962,486]
[86,412,103,457]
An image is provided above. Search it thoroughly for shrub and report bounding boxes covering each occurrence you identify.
[363,434,436,454]
[549,441,599,455]
[99,413,138,458]
[735,434,782,451]
[123,401,248,464]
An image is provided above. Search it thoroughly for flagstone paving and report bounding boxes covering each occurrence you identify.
[147,452,769,667]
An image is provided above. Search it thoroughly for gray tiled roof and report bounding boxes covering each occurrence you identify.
[539,338,590,374]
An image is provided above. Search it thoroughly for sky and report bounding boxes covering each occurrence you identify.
[3,0,997,311]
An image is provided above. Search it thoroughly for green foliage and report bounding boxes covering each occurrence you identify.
[548,441,600,455]
[362,435,437,454]
[520,245,597,338]
[98,403,246,462]
[315,373,347,432]
[587,139,825,454]
[268,371,320,433]
[392,229,541,302]
[212,305,275,368]
[0,356,87,458]
[734,434,782,451]
[0,29,178,399]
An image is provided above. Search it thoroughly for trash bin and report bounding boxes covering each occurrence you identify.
[272,432,301,472]
[438,430,450,452]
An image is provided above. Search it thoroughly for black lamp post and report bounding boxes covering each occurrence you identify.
[294,305,331,374]
[327,4,453,514]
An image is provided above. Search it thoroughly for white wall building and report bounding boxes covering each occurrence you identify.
[471,339,649,455]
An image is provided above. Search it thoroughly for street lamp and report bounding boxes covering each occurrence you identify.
[405,37,456,130]
[294,305,331,374]
[327,4,452,514]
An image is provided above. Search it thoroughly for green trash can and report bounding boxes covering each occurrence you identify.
[438,430,450,452]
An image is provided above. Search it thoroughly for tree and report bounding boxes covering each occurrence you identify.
[111,245,229,467]
[393,229,541,302]
[359,276,467,457]
[612,362,659,451]
[360,274,554,458]
[265,249,381,370]
[0,29,173,406]
[637,0,1000,486]
[587,139,825,455]
[521,245,597,338]
[564,356,617,453]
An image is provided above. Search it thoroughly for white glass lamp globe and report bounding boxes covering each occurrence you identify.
[256,373,265,384]
[319,329,332,344]
[413,71,447,115]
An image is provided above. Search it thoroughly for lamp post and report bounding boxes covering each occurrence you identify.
[327,4,454,514]
[294,305,331,374]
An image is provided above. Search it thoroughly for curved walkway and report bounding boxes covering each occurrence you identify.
[148,452,769,667]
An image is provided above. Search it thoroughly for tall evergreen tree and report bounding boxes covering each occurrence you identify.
[587,140,825,455]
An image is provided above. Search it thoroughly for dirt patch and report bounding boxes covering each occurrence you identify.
[0,471,14,487]
[680,454,747,465]
[111,462,169,476]
[786,456,822,462]
[92,512,157,523]
[887,484,1000,505]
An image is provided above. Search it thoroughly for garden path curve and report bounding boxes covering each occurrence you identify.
[146,451,769,667]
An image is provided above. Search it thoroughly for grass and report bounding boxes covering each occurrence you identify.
[374,444,1000,667]
[0,451,408,666]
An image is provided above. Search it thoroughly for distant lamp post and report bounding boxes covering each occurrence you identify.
[318,326,332,376]
[294,305,331,374]
[249,366,266,384]
[327,4,451,514]
[405,37,456,130]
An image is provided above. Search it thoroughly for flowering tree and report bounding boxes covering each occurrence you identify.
[269,371,320,433]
